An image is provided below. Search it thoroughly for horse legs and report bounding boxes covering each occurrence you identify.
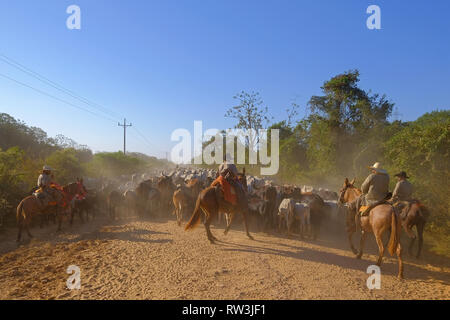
[299,217,305,240]
[416,222,424,259]
[287,218,293,239]
[25,220,33,239]
[17,220,23,242]
[223,213,234,235]
[375,231,385,266]
[277,213,282,233]
[242,210,254,240]
[347,230,358,255]
[204,210,218,244]
[57,209,63,232]
[70,209,74,226]
[177,204,182,226]
[356,231,367,259]
[79,207,85,224]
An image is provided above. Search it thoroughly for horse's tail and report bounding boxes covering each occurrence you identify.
[388,208,400,256]
[185,195,203,231]
[16,200,25,226]
[418,204,430,221]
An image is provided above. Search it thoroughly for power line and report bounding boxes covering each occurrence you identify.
[118,118,132,154]
[0,53,123,121]
[132,126,166,155]
[0,53,161,157]
[0,72,117,123]
[133,126,153,148]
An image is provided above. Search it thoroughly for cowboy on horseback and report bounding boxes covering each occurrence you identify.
[35,165,57,207]
[355,162,390,216]
[390,171,413,203]
[389,171,415,220]
[217,153,246,206]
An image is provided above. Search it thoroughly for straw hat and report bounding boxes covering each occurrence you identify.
[368,162,387,174]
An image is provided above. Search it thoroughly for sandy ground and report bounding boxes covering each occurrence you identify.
[0,211,449,300]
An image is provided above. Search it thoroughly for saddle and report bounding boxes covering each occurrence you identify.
[359,193,393,217]
[394,199,424,220]
[33,185,60,207]
[359,200,391,216]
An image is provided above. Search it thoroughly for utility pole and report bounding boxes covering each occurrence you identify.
[118,118,132,154]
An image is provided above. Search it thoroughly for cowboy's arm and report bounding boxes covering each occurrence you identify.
[37,175,45,188]
[361,175,372,194]
[391,181,401,202]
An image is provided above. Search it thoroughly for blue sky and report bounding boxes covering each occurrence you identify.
[1,0,449,158]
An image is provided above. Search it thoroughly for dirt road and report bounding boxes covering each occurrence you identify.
[0,214,449,300]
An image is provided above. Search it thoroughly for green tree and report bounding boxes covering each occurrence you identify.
[45,148,85,185]
[306,70,394,181]
[385,110,450,256]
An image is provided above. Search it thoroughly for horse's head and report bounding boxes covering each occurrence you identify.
[158,175,175,190]
[77,178,88,195]
[63,182,79,197]
[339,177,360,204]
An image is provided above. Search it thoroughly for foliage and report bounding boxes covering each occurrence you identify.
[225,91,272,150]
[85,152,147,178]
[385,110,450,256]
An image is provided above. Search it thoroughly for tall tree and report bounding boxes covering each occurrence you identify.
[225,91,272,153]
[306,70,393,178]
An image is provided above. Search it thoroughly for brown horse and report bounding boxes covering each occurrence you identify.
[172,178,203,226]
[399,201,429,258]
[107,190,123,220]
[16,181,83,242]
[157,174,176,215]
[185,169,253,243]
[135,179,159,217]
[172,188,194,226]
[339,178,403,278]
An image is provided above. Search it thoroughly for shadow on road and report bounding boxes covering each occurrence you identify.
[215,238,450,284]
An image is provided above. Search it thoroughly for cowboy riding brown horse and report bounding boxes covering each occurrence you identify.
[16,179,85,242]
[185,168,253,243]
[339,178,404,278]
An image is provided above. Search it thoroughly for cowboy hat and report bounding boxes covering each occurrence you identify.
[394,171,410,179]
[368,162,387,174]
[42,165,53,171]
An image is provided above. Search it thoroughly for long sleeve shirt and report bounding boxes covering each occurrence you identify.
[37,173,52,188]
[361,172,390,202]
[392,180,413,202]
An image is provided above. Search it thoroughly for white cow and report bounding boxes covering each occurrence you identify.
[294,202,311,239]
[277,198,296,236]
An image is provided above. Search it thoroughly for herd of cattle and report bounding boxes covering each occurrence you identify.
[73,167,345,240]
